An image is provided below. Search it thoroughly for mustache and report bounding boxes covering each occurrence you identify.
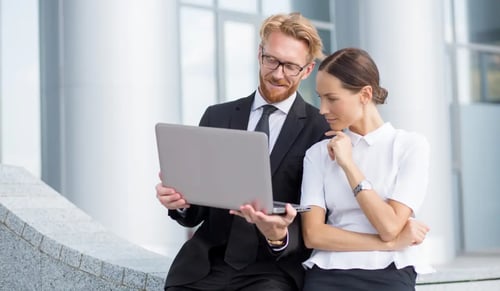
[266,76,289,86]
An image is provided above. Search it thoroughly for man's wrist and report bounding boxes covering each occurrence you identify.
[267,237,286,247]
[266,231,288,247]
[176,208,188,218]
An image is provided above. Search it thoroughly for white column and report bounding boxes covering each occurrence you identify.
[359,0,455,264]
[0,0,40,176]
[58,0,185,256]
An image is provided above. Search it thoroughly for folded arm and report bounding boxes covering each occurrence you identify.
[329,131,430,241]
[302,206,428,251]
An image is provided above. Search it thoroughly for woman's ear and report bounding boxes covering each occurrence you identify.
[360,85,373,104]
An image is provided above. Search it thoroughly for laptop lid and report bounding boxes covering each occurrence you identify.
[155,122,310,214]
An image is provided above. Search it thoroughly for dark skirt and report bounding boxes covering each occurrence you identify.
[303,263,416,291]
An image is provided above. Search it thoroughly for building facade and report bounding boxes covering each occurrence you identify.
[1,0,499,264]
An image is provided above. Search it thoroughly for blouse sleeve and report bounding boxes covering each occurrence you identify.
[390,132,430,215]
[300,142,327,210]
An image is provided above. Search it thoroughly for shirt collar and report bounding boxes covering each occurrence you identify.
[345,122,394,146]
[252,89,297,114]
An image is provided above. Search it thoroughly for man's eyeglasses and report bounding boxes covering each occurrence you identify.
[261,49,308,77]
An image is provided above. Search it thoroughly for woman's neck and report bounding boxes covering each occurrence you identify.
[349,108,384,136]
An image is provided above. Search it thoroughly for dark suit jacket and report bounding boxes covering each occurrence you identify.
[165,92,329,289]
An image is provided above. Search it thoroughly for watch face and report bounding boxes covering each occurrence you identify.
[361,180,373,190]
[353,179,373,197]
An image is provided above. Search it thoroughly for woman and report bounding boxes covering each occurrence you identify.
[301,48,433,291]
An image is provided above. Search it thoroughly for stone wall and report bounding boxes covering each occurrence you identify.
[0,165,170,290]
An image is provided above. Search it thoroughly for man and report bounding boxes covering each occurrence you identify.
[156,12,329,291]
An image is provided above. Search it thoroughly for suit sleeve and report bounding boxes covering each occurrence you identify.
[278,215,307,259]
[198,106,212,127]
[168,206,208,227]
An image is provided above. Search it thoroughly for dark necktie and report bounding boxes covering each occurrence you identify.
[254,104,278,140]
[224,104,277,269]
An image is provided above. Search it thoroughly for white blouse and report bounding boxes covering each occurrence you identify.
[300,122,434,274]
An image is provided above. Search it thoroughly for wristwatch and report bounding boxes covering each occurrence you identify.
[353,179,373,197]
[267,237,286,247]
[267,233,287,247]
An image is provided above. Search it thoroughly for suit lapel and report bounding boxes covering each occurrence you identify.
[228,92,307,176]
[270,94,307,175]
[229,94,254,130]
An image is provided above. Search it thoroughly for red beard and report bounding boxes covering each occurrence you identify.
[258,72,300,103]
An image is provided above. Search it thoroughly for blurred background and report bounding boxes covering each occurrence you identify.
[1,0,499,265]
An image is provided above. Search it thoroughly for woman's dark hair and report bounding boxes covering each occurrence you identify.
[318,48,388,104]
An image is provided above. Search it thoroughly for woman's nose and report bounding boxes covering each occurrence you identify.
[319,100,328,115]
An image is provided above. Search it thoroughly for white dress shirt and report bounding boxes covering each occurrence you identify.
[300,122,434,274]
[249,89,296,250]
[248,90,296,153]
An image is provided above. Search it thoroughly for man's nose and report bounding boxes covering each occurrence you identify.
[271,64,286,78]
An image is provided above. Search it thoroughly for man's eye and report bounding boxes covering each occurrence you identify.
[266,57,278,63]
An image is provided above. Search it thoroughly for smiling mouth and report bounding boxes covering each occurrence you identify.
[269,83,286,89]
[267,79,288,87]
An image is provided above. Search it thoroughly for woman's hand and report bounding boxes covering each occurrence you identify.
[326,130,353,168]
[392,219,430,250]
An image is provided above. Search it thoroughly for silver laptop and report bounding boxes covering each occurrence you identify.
[155,122,310,214]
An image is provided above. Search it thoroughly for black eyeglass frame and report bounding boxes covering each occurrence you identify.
[260,48,309,77]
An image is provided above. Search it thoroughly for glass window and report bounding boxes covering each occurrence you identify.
[178,0,335,118]
[180,7,217,125]
[291,0,331,22]
[218,0,257,13]
[181,0,213,7]
[299,28,333,107]
[263,0,331,22]
[470,51,500,102]
[486,54,500,102]
[223,21,257,101]
[467,0,500,45]
[450,0,500,254]
[262,0,292,16]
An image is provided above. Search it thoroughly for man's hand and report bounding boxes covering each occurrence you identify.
[230,203,297,241]
[156,183,190,209]
[156,172,190,210]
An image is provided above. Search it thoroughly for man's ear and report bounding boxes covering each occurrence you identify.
[301,62,316,80]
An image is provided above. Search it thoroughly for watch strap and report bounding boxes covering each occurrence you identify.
[353,179,372,197]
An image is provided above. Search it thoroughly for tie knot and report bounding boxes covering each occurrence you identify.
[261,105,277,116]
